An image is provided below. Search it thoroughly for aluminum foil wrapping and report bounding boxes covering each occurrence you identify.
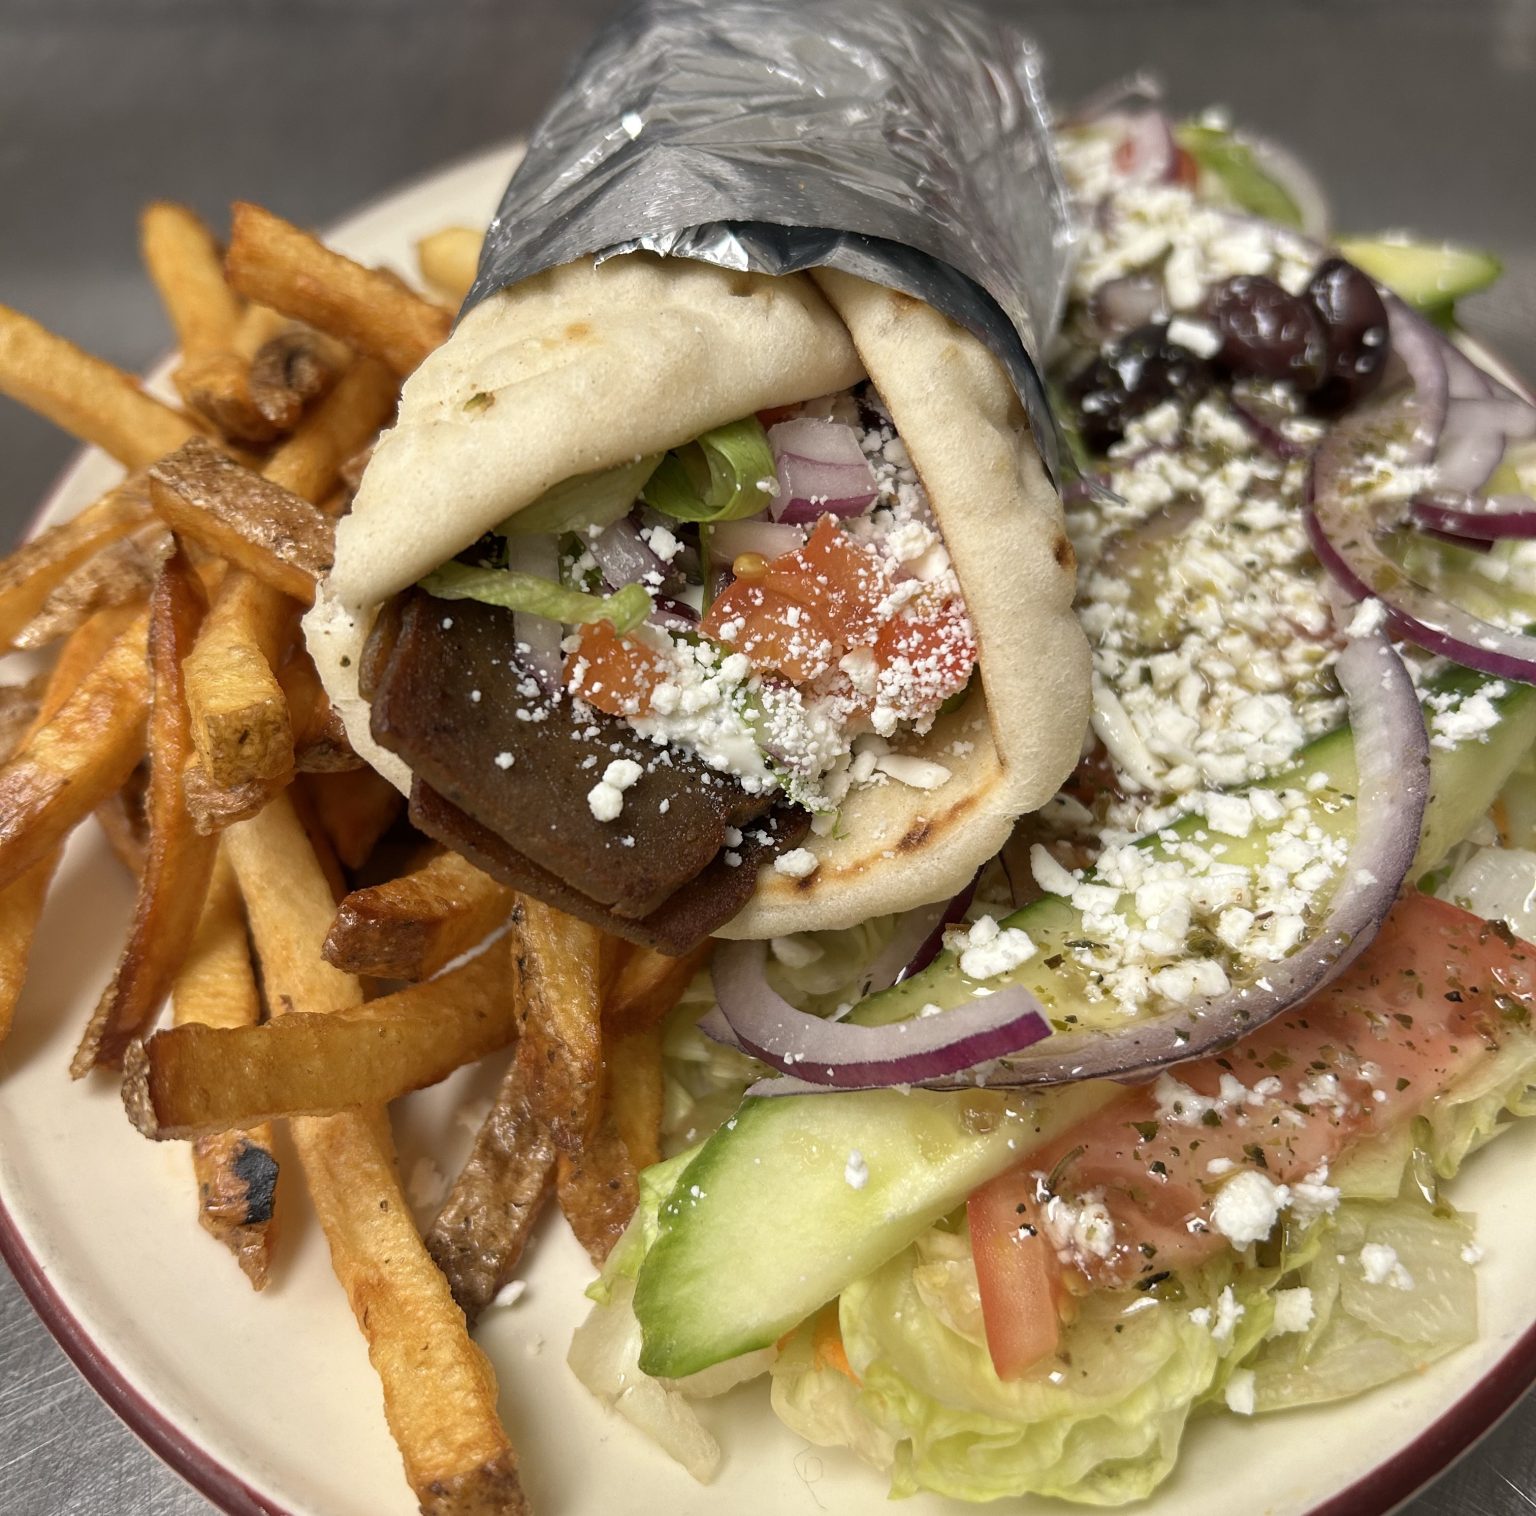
[463,0,1078,480]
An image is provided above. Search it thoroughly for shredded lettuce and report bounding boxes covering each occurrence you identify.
[419,560,651,633]
[498,455,662,536]
[642,417,778,523]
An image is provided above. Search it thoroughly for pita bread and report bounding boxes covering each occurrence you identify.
[304,256,1090,935]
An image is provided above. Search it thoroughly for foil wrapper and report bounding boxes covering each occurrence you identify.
[464,0,1078,479]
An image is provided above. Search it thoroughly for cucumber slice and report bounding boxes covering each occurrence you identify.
[632,1082,1117,1377]
[1175,123,1304,230]
[633,671,1536,1376]
[1336,236,1502,313]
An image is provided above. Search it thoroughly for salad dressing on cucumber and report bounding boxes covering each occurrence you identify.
[568,90,1536,1506]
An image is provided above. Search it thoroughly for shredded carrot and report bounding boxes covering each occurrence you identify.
[812,1305,858,1383]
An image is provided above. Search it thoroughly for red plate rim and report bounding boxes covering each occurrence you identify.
[4,161,1536,1516]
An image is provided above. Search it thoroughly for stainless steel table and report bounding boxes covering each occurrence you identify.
[1,2,1533,1512]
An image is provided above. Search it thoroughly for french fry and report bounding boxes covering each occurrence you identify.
[140,202,242,361]
[324,848,514,980]
[261,352,398,507]
[182,759,274,834]
[426,1036,558,1325]
[416,226,483,307]
[72,550,215,1075]
[0,607,150,892]
[94,762,150,876]
[0,304,202,468]
[607,1026,664,1173]
[513,895,605,1152]
[174,849,279,1289]
[182,569,294,788]
[303,769,402,872]
[123,937,517,1139]
[12,520,170,653]
[222,794,526,1514]
[226,203,450,377]
[0,477,153,652]
[248,326,348,430]
[605,940,713,1035]
[280,647,358,772]
[149,438,335,602]
[0,606,138,1044]
[0,676,43,761]
[231,301,289,359]
[556,1113,639,1267]
[173,351,279,448]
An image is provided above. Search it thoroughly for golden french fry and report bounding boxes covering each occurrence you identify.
[149,438,335,603]
[0,304,202,468]
[279,648,358,773]
[226,203,450,377]
[556,1112,639,1267]
[426,1036,557,1325]
[140,202,242,359]
[0,676,44,762]
[0,477,154,653]
[175,849,279,1289]
[261,353,398,507]
[12,521,170,654]
[514,895,605,1152]
[416,226,483,307]
[124,937,517,1139]
[248,326,348,430]
[0,606,138,1043]
[173,351,279,448]
[608,1025,664,1173]
[181,759,277,835]
[182,569,295,789]
[605,939,713,1035]
[73,550,215,1074]
[231,302,289,359]
[0,608,150,892]
[302,769,402,872]
[222,794,526,1514]
[324,848,514,980]
[93,761,150,877]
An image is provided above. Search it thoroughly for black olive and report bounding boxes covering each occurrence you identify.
[1065,323,1211,454]
[1304,257,1391,415]
[1207,275,1327,390]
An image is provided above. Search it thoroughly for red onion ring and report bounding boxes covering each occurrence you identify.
[1409,491,1536,543]
[591,516,670,589]
[744,630,1425,1097]
[767,418,878,524]
[700,942,1052,1091]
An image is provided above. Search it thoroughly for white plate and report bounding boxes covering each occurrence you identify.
[3,145,1535,1516]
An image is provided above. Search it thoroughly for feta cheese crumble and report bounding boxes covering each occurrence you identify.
[1359,1242,1414,1291]
[844,1149,869,1190]
[949,915,1037,981]
[1210,1169,1288,1249]
[774,848,820,880]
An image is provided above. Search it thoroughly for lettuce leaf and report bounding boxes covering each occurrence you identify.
[498,455,661,536]
[642,418,778,523]
[420,561,651,633]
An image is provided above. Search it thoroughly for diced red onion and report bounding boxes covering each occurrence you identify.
[1382,298,1449,465]
[506,533,563,690]
[700,944,1052,1091]
[649,596,699,633]
[1410,491,1536,543]
[1228,392,1314,460]
[591,516,669,589]
[709,518,806,564]
[767,418,878,524]
[744,630,1426,1097]
[1090,274,1166,339]
[1100,108,1177,185]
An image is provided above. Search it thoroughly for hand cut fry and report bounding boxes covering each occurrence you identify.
[0,607,150,892]
[605,939,713,1035]
[0,477,154,653]
[0,606,136,1044]
[227,203,450,377]
[262,353,398,507]
[248,326,348,430]
[222,793,526,1514]
[303,768,402,871]
[557,1114,639,1267]
[73,550,215,1074]
[141,202,243,361]
[182,759,276,834]
[123,936,517,1139]
[149,438,335,603]
[0,303,202,468]
[12,520,170,653]
[280,647,358,772]
[607,1026,664,1173]
[94,761,150,876]
[182,569,295,788]
[514,894,605,1152]
[426,1036,558,1326]
[0,677,43,762]
[174,351,280,448]
[324,848,514,981]
[416,226,483,307]
[174,849,279,1289]
[231,302,289,359]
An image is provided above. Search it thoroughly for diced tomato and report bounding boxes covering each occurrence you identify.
[756,403,801,426]
[871,591,977,720]
[702,516,893,682]
[1171,144,1201,187]
[968,893,1536,1380]
[563,620,667,717]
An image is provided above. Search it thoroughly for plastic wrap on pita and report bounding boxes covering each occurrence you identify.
[464,0,1078,480]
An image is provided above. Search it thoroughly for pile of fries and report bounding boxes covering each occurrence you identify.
[0,203,708,1514]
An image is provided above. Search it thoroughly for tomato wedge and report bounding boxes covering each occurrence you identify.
[564,620,667,717]
[968,893,1536,1380]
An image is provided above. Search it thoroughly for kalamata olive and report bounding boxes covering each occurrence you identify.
[1066,323,1211,453]
[1207,275,1328,390]
[1305,257,1391,414]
